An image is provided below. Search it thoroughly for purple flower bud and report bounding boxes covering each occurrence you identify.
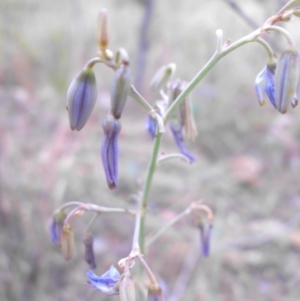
[67,67,97,131]
[170,123,196,163]
[120,273,136,301]
[254,63,276,108]
[111,64,131,119]
[275,49,300,114]
[198,221,213,257]
[87,265,121,295]
[83,232,97,269]
[101,115,121,189]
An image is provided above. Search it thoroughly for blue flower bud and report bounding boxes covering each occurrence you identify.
[67,67,97,131]
[170,123,196,163]
[254,63,276,108]
[87,265,121,295]
[198,220,213,257]
[111,64,131,119]
[101,114,121,189]
[146,115,157,139]
[50,211,66,244]
[275,49,300,114]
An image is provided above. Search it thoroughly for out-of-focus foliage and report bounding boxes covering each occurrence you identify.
[1,0,300,300]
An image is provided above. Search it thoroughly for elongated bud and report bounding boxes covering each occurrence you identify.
[198,220,213,257]
[120,274,136,301]
[101,114,121,189]
[151,63,176,90]
[83,232,97,269]
[67,66,97,131]
[111,65,131,119]
[275,49,300,114]
[98,9,109,51]
[61,225,75,260]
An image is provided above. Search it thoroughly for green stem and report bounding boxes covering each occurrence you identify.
[138,132,163,254]
[163,30,259,123]
[255,38,275,64]
[277,0,300,15]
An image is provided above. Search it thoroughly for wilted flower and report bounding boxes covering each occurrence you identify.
[87,265,121,295]
[83,232,96,269]
[254,63,276,108]
[50,211,66,244]
[111,64,131,119]
[198,220,213,257]
[67,66,97,131]
[170,123,196,162]
[101,114,121,189]
[151,63,176,90]
[274,49,300,114]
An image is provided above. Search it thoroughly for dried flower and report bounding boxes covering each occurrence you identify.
[274,49,300,114]
[254,63,276,108]
[87,265,120,295]
[111,64,131,119]
[67,67,97,131]
[83,232,96,269]
[101,114,121,189]
[151,63,176,90]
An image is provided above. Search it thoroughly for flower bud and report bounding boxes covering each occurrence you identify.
[197,220,213,257]
[111,65,131,119]
[83,232,96,269]
[119,274,136,301]
[101,114,121,189]
[50,211,66,244]
[147,287,165,301]
[60,225,75,261]
[98,9,109,51]
[151,63,176,90]
[275,49,300,114]
[67,67,97,131]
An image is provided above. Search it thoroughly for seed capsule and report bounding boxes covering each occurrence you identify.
[275,49,300,114]
[67,67,97,130]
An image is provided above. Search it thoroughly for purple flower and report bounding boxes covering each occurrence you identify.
[146,116,157,139]
[170,123,196,162]
[198,221,213,257]
[87,265,121,295]
[255,63,276,108]
[50,212,66,245]
[101,115,121,189]
[67,67,97,131]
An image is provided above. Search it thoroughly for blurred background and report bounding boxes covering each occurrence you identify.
[1,0,300,300]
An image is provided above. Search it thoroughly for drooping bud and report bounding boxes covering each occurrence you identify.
[60,225,75,261]
[170,123,196,163]
[275,49,300,114]
[67,66,97,131]
[119,273,136,301]
[83,232,97,269]
[254,63,276,108]
[101,114,121,189]
[87,265,121,295]
[147,287,165,301]
[111,64,131,119]
[50,210,66,244]
[197,220,213,257]
[151,63,176,90]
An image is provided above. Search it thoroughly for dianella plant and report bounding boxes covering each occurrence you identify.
[51,1,300,300]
